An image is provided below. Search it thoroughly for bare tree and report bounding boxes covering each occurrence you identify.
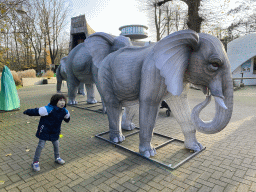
[141,0,166,41]
[139,0,187,41]
[34,0,69,66]
[163,1,187,34]
[0,0,27,69]
[156,0,202,32]
[0,0,27,19]
[20,1,43,72]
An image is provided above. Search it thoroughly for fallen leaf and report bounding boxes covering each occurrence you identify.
[25,146,30,152]
[27,122,30,124]
[72,110,74,111]
[0,181,5,185]
[5,154,12,157]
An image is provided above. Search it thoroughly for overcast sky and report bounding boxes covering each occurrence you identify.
[67,0,255,41]
[68,0,151,40]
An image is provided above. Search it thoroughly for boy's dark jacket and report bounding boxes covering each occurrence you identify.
[23,103,70,141]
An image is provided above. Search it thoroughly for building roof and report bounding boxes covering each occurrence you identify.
[119,25,148,30]
[227,33,256,72]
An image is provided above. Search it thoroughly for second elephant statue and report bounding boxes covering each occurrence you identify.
[62,32,132,105]
[56,56,97,104]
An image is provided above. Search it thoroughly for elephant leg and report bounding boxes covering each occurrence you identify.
[56,79,62,93]
[106,103,125,143]
[167,84,204,152]
[85,84,97,104]
[101,100,107,114]
[121,105,137,131]
[139,102,159,158]
[77,83,85,95]
[67,76,80,105]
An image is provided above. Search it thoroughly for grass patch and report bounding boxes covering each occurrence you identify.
[16,85,23,90]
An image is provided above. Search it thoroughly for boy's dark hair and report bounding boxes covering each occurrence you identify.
[50,94,67,107]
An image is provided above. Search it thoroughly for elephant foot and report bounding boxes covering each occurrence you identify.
[102,107,107,114]
[184,138,204,152]
[110,133,125,143]
[78,92,86,96]
[68,100,77,105]
[87,98,98,104]
[139,143,156,158]
[121,122,135,131]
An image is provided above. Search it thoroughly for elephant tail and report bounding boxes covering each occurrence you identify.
[56,65,63,81]
[56,65,63,93]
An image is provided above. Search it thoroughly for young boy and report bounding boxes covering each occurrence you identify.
[23,94,70,171]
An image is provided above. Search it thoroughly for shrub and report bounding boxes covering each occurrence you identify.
[0,69,37,87]
[11,70,22,86]
[42,70,54,78]
[17,69,36,79]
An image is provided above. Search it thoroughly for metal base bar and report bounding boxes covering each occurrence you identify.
[68,101,104,114]
[95,128,205,170]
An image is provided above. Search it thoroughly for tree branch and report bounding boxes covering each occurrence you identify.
[155,0,188,7]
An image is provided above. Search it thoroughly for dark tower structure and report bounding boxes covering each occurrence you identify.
[69,15,95,51]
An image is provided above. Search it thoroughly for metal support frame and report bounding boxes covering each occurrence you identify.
[95,128,205,170]
[69,101,104,114]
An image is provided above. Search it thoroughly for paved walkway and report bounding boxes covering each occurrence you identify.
[1,84,256,192]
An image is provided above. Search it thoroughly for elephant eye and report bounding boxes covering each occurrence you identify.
[211,63,219,68]
[208,63,219,72]
[208,57,222,72]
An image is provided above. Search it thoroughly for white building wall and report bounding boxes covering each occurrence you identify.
[228,33,256,85]
[232,58,256,85]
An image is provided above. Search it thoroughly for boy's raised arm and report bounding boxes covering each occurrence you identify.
[23,108,40,116]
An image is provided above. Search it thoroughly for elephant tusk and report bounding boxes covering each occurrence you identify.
[214,96,227,110]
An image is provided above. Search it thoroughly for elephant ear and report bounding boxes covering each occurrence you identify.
[85,32,115,68]
[154,30,199,96]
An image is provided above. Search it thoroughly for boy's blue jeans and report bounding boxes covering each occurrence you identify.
[33,139,60,163]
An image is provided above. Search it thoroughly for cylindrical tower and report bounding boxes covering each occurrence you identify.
[119,25,148,40]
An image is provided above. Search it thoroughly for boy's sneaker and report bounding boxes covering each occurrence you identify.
[55,157,65,164]
[32,162,40,171]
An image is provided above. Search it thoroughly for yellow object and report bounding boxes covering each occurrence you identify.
[59,134,63,138]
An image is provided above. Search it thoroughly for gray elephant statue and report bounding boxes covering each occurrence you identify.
[97,30,233,158]
[56,57,95,102]
[64,32,132,106]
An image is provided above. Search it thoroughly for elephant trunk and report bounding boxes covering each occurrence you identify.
[191,72,233,134]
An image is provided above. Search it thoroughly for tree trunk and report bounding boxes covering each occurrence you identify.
[154,4,161,41]
[186,0,202,32]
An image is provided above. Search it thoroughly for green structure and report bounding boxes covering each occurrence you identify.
[0,66,20,111]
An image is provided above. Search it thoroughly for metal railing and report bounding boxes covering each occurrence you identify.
[232,77,256,80]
